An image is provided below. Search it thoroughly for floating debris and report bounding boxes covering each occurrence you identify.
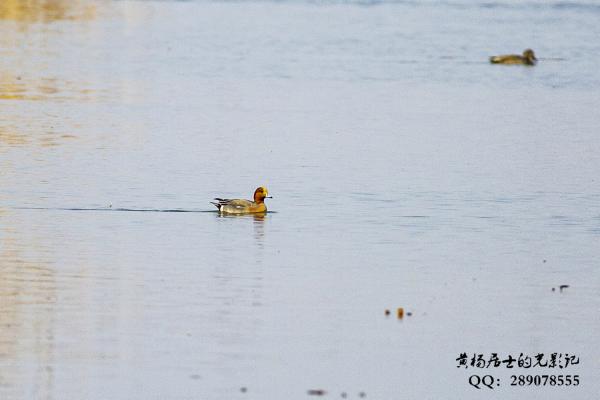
[307,389,326,396]
[240,387,248,393]
[552,285,570,293]
[359,392,366,398]
[341,392,347,398]
[397,307,404,319]
[386,307,411,319]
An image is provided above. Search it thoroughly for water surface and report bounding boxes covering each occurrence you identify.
[1,0,599,399]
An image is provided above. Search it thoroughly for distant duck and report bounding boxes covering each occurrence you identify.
[211,187,271,214]
[489,49,537,65]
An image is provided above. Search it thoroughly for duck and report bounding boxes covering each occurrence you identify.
[211,187,271,214]
[489,49,537,65]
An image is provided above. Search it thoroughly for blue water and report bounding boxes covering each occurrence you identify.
[1,1,599,399]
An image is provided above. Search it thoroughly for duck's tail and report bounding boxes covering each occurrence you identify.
[210,198,227,211]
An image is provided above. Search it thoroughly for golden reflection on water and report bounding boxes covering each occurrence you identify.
[0,123,78,149]
[0,75,39,101]
[1,9,93,386]
[0,72,98,102]
[0,0,99,102]
[0,126,29,146]
[0,0,95,23]
[0,0,114,154]
[0,73,84,148]
[252,213,266,243]
[0,74,89,149]
[0,212,56,399]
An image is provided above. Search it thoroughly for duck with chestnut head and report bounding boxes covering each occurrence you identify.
[211,187,271,214]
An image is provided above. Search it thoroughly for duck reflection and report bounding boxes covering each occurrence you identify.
[252,212,266,243]
[215,212,268,246]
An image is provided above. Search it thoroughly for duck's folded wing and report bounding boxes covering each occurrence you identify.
[490,55,509,63]
[490,54,522,64]
[210,198,252,209]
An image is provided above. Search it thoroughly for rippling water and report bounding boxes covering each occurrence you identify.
[1,1,599,399]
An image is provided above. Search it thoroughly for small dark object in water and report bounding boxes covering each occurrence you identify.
[559,285,569,292]
[384,309,390,316]
[407,311,413,317]
[240,387,247,393]
[308,389,326,396]
[341,392,347,398]
[397,307,404,319]
[359,392,366,398]
[552,287,556,292]
[543,259,547,263]
[189,374,201,380]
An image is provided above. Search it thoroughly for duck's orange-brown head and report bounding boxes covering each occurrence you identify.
[253,186,270,203]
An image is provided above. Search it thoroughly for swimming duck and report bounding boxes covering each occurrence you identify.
[211,187,271,214]
[489,49,537,65]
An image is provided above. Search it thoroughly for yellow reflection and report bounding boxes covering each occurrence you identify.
[0,215,56,399]
[216,212,267,223]
[253,213,267,246]
[0,0,95,23]
[0,75,37,101]
[0,123,77,149]
[0,75,82,148]
[0,126,29,146]
[0,72,97,102]
[252,213,267,222]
